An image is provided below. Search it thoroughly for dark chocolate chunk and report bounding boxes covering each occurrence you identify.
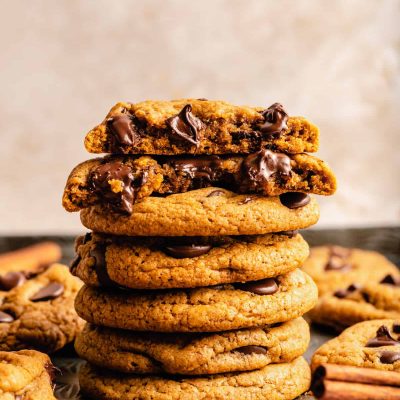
[279,230,298,238]
[380,351,400,364]
[238,196,255,205]
[393,323,400,334]
[0,310,14,322]
[334,283,361,299]
[366,325,400,347]
[380,274,400,286]
[164,244,212,259]
[241,149,291,191]
[279,192,310,209]
[83,232,93,244]
[69,254,81,275]
[171,156,221,182]
[259,103,288,136]
[324,246,352,271]
[207,189,225,197]
[235,278,278,295]
[30,282,64,302]
[235,345,268,355]
[108,114,140,152]
[90,244,115,288]
[166,104,204,146]
[90,161,135,214]
[0,272,26,291]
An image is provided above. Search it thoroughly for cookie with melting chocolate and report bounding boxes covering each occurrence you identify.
[75,318,309,375]
[311,319,400,373]
[0,263,84,353]
[71,231,309,289]
[74,269,317,332]
[84,99,319,155]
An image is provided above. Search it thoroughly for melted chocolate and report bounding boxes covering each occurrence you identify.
[108,114,140,152]
[235,345,268,355]
[380,351,400,364]
[69,254,81,275]
[241,150,291,191]
[164,244,212,259]
[0,310,14,323]
[90,161,135,214]
[30,283,64,302]
[394,323,400,334]
[83,232,92,244]
[279,192,310,209]
[366,325,400,347]
[171,156,221,181]
[334,283,361,299]
[380,274,400,286]
[90,244,115,288]
[235,278,278,295]
[0,272,26,291]
[259,103,288,136]
[166,104,204,146]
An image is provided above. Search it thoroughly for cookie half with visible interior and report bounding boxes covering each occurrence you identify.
[79,356,311,400]
[0,349,57,399]
[0,263,84,353]
[75,269,317,332]
[84,99,319,155]
[308,273,400,330]
[62,151,336,214]
[71,231,309,289]
[303,246,400,296]
[311,319,400,372]
[80,187,320,237]
[75,318,309,375]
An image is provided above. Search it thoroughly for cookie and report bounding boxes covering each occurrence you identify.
[84,99,319,155]
[311,319,400,372]
[80,188,320,236]
[0,263,84,353]
[308,273,400,330]
[79,356,310,400]
[75,269,317,332]
[63,152,336,214]
[75,317,309,375]
[71,231,309,289]
[302,246,399,295]
[0,349,56,399]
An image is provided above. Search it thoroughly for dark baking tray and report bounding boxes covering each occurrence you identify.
[1,227,399,399]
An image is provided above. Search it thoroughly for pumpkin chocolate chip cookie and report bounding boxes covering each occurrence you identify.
[0,263,84,353]
[75,269,317,332]
[80,187,320,236]
[62,151,336,214]
[0,350,57,399]
[75,318,309,375]
[71,231,309,289]
[308,273,400,330]
[84,99,319,155]
[79,356,311,400]
[303,246,399,295]
[311,319,400,372]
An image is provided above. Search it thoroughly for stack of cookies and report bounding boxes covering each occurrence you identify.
[63,99,337,400]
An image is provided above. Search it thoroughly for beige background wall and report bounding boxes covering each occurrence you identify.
[0,0,399,234]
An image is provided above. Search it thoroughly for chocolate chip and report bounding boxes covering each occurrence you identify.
[238,196,255,205]
[90,161,136,214]
[366,325,400,347]
[69,254,81,275]
[171,156,221,182]
[164,244,212,259]
[393,323,400,334]
[329,246,351,258]
[241,150,291,191]
[235,345,268,355]
[207,189,225,197]
[259,103,288,136]
[279,193,310,209]
[324,246,352,271]
[45,362,59,382]
[380,351,400,364]
[166,104,204,146]
[334,283,361,299]
[235,278,278,295]
[90,244,115,288]
[0,272,26,291]
[30,283,64,302]
[0,310,14,322]
[83,232,93,244]
[279,230,299,238]
[108,114,140,152]
[380,274,400,286]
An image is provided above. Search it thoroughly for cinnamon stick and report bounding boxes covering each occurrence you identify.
[0,242,62,272]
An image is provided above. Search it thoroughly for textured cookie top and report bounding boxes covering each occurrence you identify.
[80,187,320,237]
[79,356,310,400]
[0,349,56,399]
[303,246,400,295]
[0,263,84,353]
[76,318,309,375]
[71,231,309,289]
[75,269,318,332]
[311,319,400,372]
[84,99,319,155]
[62,151,336,214]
